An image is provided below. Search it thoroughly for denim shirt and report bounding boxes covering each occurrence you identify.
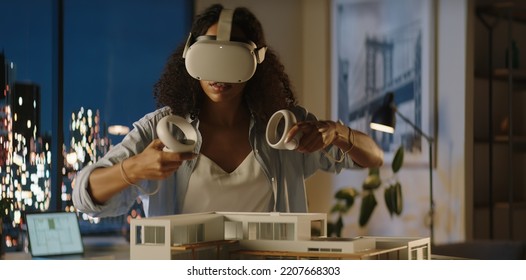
[72,106,356,218]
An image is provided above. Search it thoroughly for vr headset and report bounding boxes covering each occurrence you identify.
[182,9,267,83]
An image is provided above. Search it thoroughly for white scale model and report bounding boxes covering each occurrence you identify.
[130,211,431,260]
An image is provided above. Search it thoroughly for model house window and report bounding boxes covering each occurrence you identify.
[274,223,294,241]
[260,223,274,240]
[248,222,295,241]
[311,219,324,238]
[173,224,204,245]
[137,226,165,245]
[224,221,243,240]
[248,222,259,240]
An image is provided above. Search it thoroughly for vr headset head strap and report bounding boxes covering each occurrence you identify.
[183,8,234,58]
[217,8,234,41]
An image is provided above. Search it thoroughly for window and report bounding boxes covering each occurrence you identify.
[248,222,259,240]
[224,221,243,240]
[136,226,165,245]
[260,223,274,240]
[274,223,294,240]
[311,220,324,238]
[0,1,193,249]
[173,224,204,245]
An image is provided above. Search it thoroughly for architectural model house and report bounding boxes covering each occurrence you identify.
[130,212,431,260]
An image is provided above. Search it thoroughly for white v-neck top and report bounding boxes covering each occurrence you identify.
[182,151,273,213]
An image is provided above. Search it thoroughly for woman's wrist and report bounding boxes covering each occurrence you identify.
[332,121,354,151]
[120,158,139,184]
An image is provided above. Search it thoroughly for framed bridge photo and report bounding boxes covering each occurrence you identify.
[331,0,436,166]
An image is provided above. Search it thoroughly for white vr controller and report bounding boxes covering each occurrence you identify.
[157,110,300,153]
[156,115,197,153]
[265,109,302,150]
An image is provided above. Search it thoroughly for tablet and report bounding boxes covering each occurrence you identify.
[25,211,84,258]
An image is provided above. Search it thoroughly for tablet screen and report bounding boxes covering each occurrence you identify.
[25,212,84,257]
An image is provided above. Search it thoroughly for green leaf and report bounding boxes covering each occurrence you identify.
[385,182,403,217]
[368,167,380,176]
[335,188,357,209]
[359,191,377,227]
[394,182,403,215]
[330,203,346,214]
[391,146,404,173]
[362,174,382,190]
[384,186,394,217]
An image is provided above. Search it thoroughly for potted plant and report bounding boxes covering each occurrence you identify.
[328,146,404,237]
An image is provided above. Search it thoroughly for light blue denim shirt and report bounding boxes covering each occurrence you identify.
[72,106,356,218]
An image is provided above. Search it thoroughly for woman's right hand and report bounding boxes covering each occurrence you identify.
[125,139,197,181]
[87,139,197,205]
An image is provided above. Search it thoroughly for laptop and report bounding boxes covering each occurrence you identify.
[25,211,85,259]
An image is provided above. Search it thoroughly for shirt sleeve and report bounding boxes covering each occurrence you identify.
[72,107,171,217]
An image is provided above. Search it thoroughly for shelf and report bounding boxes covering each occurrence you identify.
[493,68,526,81]
[474,135,526,143]
[494,201,526,209]
[477,1,526,24]
[494,135,526,143]
[474,0,526,241]
[475,202,526,209]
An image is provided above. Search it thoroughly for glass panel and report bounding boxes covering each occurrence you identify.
[225,221,243,240]
[144,226,156,244]
[248,222,259,240]
[1,0,192,252]
[311,220,324,238]
[260,223,273,240]
[173,225,188,245]
[135,225,142,244]
[187,224,197,243]
[274,223,294,241]
[155,226,165,244]
[61,0,191,235]
[0,0,54,252]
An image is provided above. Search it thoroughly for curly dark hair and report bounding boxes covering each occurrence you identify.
[153,3,297,124]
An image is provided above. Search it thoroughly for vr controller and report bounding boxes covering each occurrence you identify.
[265,109,302,150]
[156,115,197,153]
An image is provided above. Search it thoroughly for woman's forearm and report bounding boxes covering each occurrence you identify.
[332,122,384,168]
[87,158,136,204]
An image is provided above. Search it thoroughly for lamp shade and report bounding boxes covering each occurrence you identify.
[370,92,396,134]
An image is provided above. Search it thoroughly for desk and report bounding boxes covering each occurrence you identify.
[2,236,130,260]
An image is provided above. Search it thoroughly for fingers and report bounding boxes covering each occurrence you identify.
[298,131,324,152]
[147,152,196,179]
[162,151,198,162]
[148,139,197,161]
[136,140,198,180]
[287,121,336,153]
[148,139,166,150]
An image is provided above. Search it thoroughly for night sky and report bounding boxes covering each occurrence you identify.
[1,0,192,143]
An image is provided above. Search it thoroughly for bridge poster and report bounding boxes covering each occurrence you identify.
[331,0,435,166]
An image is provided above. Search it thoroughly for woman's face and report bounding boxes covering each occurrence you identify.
[199,23,247,104]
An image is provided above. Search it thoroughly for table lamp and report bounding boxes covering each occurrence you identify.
[370,92,435,244]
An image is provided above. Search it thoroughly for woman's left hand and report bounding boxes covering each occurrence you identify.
[285,120,337,153]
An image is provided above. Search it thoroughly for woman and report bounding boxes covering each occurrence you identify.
[72,4,383,218]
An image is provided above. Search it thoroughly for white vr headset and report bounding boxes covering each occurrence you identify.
[182,8,267,83]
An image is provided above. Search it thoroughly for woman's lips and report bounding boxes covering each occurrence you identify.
[209,82,232,92]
